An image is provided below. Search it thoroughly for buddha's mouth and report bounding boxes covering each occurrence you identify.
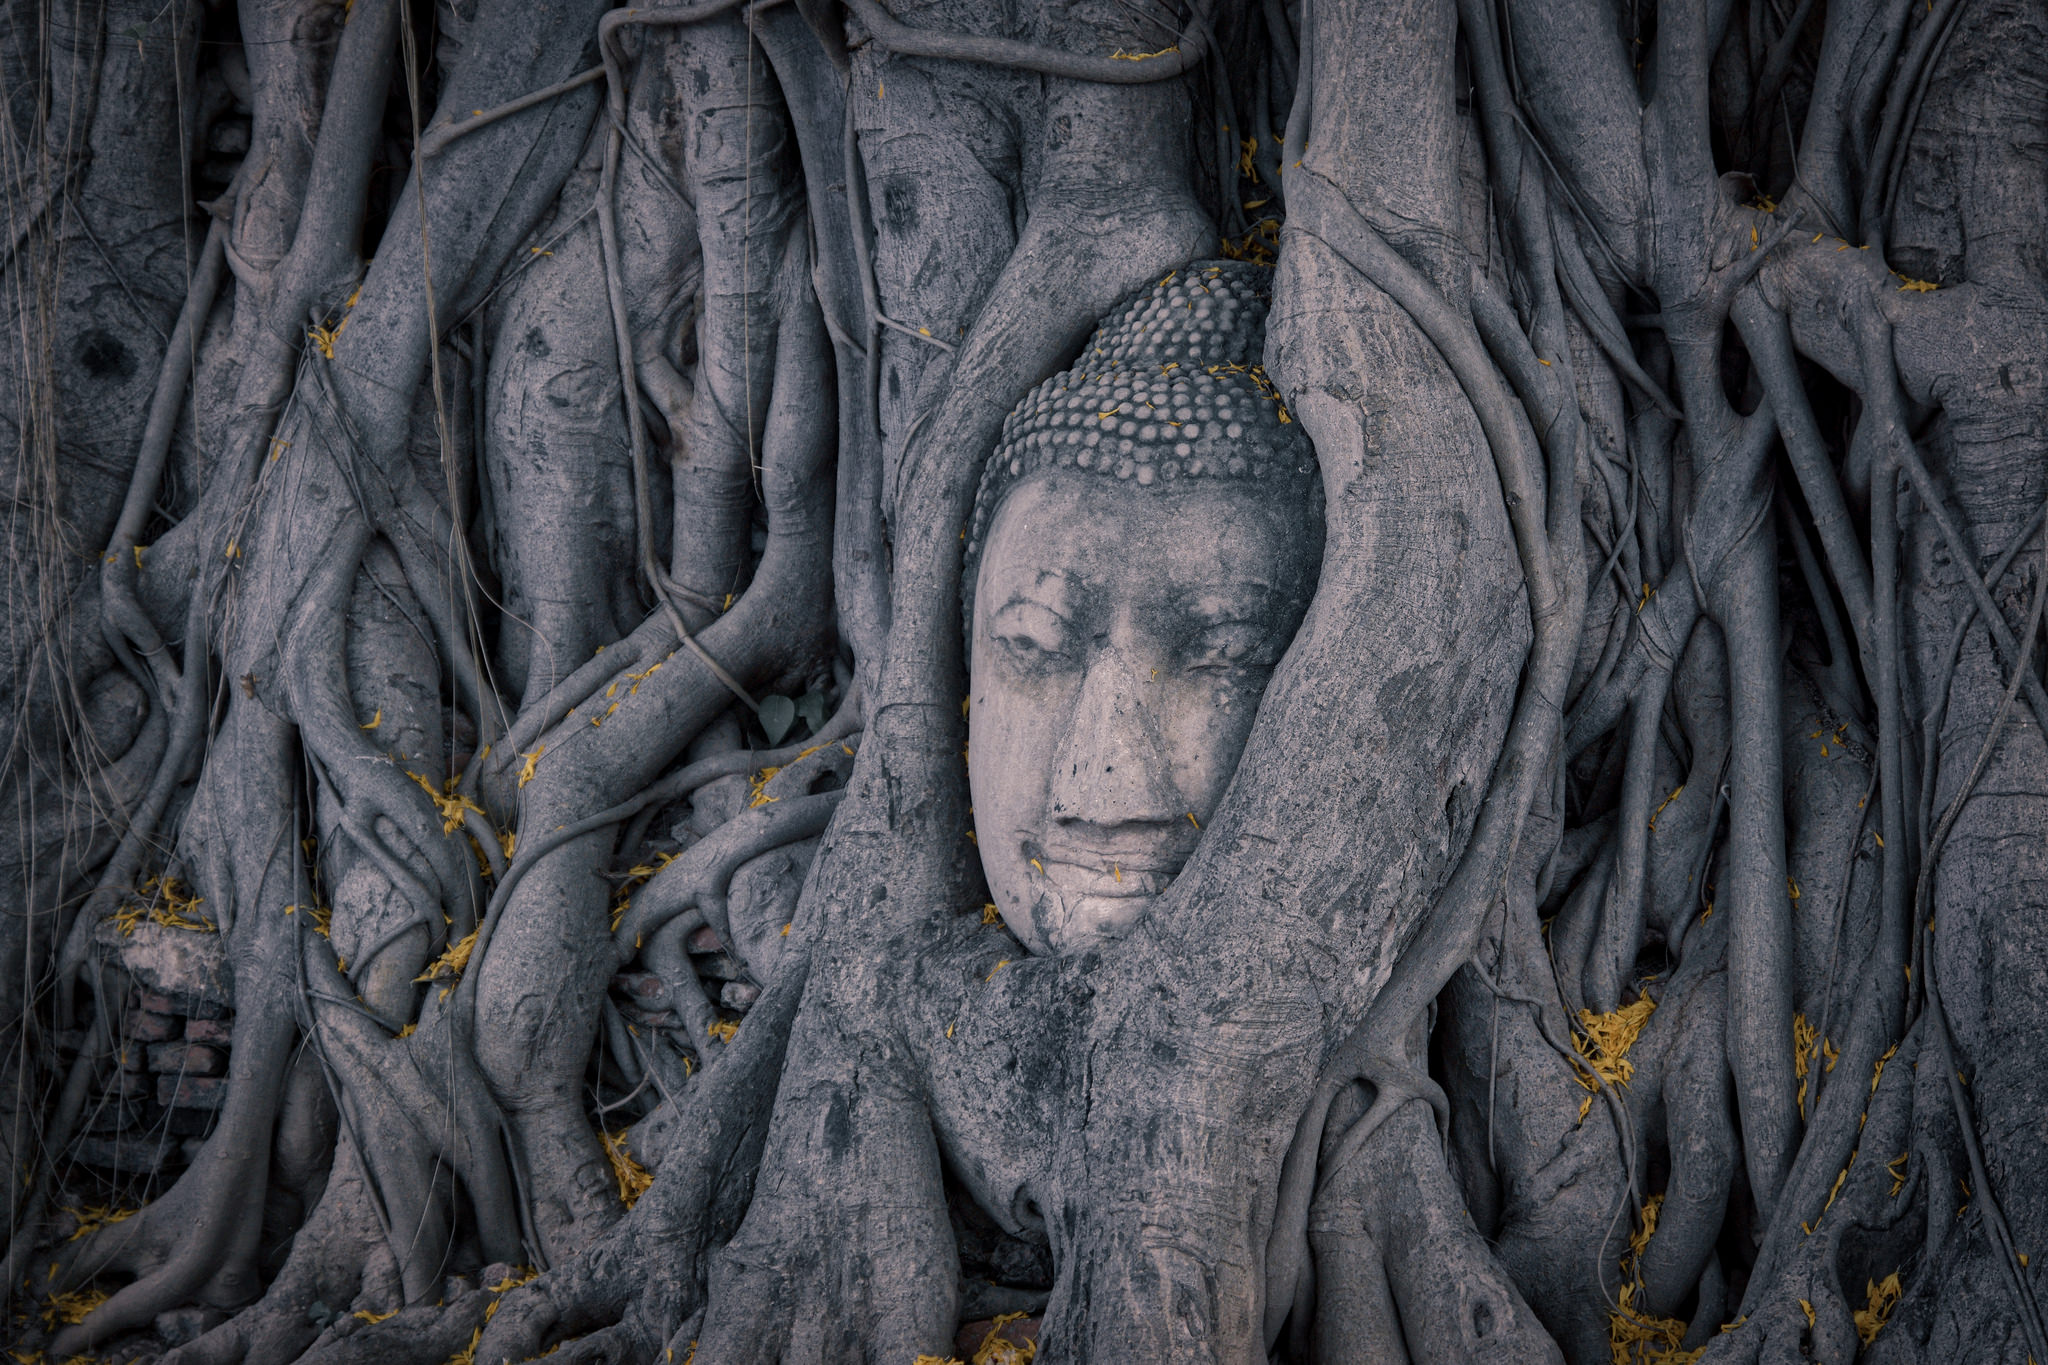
[1025,842,1182,899]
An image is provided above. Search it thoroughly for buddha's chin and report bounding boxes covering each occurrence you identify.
[1034,889,1154,955]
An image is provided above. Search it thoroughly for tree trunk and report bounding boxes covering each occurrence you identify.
[1,0,2042,1361]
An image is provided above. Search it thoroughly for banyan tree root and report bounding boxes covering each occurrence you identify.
[1309,1096,1564,1364]
[3,0,2047,1359]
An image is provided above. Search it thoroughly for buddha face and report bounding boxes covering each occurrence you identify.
[968,470,1320,955]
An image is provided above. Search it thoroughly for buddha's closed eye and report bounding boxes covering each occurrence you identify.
[1185,620,1272,671]
[991,600,1074,663]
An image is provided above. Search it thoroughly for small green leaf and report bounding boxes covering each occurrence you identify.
[759,695,796,745]
[795,689,827,735]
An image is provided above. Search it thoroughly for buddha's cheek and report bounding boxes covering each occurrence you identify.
[1162,678,1266,818]
[967,682,1063,912]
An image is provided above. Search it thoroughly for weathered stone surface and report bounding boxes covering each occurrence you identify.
[96,919,233,1012]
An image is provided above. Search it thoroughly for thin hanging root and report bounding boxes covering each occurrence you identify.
[418,65,607,157]
[0,1008,113,1296]
[839,0,1206,81]
[1713,486,1800,1221]
[100,207,232,673]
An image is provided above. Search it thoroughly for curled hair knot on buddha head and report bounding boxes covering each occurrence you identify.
[963,259,1324,626]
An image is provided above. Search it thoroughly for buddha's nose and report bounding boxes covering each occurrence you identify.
[1047,650,1179,830]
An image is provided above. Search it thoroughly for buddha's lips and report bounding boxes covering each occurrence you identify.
[1027,846,1180,898]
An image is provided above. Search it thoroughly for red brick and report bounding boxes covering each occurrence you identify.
[611,972,666,1002]
[155,1074,228,1110]
[124,1011,178,1043]
[147,1042,225,1076]
[618,1003,677,1029]
[182,1017,233,1045]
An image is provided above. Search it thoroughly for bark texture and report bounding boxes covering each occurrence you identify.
[0,0,2043,1361]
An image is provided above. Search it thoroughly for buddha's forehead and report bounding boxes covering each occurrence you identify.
[976,473,1316,606]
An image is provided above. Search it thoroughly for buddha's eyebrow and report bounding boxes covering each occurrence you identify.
[1181,582,1276,620]
[992,569,1080,614]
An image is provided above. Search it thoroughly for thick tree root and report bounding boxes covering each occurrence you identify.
[160,1140,389,1365]
[1313,1098,1565,1363]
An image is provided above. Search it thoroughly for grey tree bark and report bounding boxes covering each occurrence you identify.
[0,0,2042,1360]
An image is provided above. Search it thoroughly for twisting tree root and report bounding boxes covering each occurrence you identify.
[2,0,2045,1359]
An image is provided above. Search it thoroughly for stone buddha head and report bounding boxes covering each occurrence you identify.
[965,261,1324,956]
